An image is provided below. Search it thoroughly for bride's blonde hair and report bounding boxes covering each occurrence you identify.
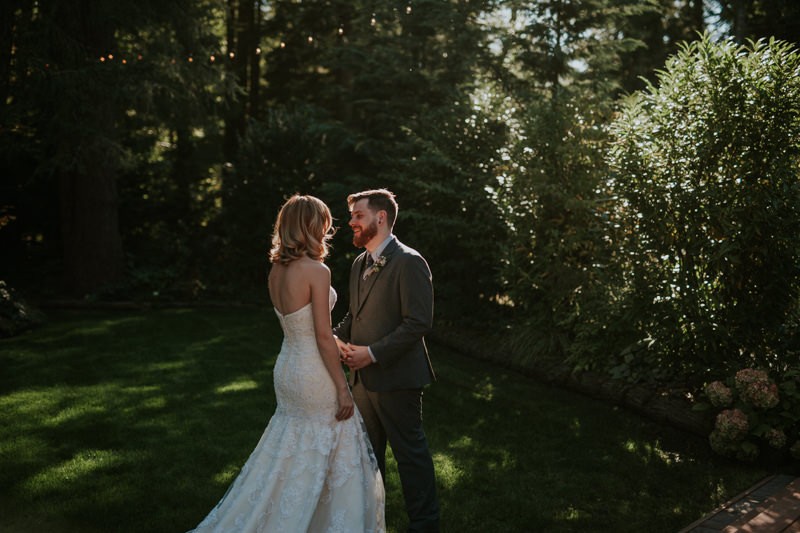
[269,195,334,264]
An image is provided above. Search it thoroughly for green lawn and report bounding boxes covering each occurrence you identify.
[0,308,772,532]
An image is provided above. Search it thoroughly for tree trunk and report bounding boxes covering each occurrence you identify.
[223,0,240,162]
[59,164,125,296]
[235,0,253,133]
[732,0,751,43]
[248,0,262,120]
[52,1,125,295]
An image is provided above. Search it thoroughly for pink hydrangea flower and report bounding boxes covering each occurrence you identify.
[765,428,787,449]
[714,408,749,441]
[704,381,733,407]
[708,408,751,457]
[734,368,779,409]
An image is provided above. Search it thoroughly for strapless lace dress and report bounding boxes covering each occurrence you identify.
[189,287,385,532]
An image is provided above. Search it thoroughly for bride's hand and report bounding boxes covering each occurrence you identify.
[335,387,354,421]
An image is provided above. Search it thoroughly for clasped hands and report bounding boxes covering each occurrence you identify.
[335,337,373,371]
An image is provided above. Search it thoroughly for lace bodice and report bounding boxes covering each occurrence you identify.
[272,287,339,420]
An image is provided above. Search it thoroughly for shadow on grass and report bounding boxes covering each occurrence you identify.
[0,309,775,533]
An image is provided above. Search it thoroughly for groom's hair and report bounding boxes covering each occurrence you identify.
[347,189,398,228]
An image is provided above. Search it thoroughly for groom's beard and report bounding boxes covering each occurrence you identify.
[352,220,378,248]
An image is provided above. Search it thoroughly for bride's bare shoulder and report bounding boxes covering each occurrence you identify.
[296,257,330,275]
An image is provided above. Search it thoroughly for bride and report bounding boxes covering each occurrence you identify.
[188,195,385,532]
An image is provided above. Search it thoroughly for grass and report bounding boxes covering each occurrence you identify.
[0,307,777,532]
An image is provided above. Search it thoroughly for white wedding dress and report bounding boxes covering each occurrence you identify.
[189,287,385,533]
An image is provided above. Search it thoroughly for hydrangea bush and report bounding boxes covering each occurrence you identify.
[702,368,800,462]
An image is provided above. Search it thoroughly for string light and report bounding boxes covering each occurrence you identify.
[82,7,433,68]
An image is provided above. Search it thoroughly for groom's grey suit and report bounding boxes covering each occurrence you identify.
[334,236,440,532]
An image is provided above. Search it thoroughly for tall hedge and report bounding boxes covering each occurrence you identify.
[607,35,800,381]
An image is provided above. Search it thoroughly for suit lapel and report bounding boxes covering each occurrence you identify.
[352,251,367,312]
[355,238,399,316]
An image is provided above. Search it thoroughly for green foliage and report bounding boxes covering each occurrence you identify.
[211,105,354,298]
[608,35,800,380]
[492,0,647,361]
[0,281,46,338]
[617,0,706,94]
[218,0,508,315]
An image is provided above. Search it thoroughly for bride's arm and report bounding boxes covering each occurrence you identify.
[309,263,354,421]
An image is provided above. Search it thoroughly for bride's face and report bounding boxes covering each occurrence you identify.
[349,199,379,248]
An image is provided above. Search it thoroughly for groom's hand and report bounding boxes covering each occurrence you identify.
[334,336,349,361]
[341,344,373,371]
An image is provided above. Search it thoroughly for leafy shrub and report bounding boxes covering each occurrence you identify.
[608,35,800,380]
[0,281,46,338]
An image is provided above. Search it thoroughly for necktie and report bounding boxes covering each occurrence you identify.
[365,254,374,269]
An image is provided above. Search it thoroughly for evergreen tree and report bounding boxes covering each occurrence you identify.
[222,0,508,316]
[2,1,226,297]
[491,0,650,360]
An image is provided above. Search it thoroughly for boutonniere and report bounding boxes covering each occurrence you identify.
[363,255,388,280]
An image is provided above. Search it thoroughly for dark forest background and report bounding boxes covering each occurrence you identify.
[3,0,800,445]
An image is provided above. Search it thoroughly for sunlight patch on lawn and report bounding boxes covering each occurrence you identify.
[432,451,464,488]
[140,396,167,409]
[0,383,170,431]
[212,463,242,485]
[556,505,585,521]
[146,361,187,372]
[44,403,106,427]
[622,439,685,465]
[186,336,227,352]
[471,377,495,401]
[446,434,473,450]
[0,388,62,416]
[22,449,123,493]
[120,384,161,394]
[71,316,144,335]
[215,379,259,394]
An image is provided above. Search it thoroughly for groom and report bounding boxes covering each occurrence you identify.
[334,189,440,533]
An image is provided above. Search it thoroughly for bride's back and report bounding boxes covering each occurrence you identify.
[268,258,316,316]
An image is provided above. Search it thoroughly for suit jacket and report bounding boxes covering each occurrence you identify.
[333,236,436,392]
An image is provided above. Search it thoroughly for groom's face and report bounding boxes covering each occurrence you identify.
[349,199,379,248]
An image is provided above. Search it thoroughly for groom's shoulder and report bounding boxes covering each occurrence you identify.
[393,238,425,259]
